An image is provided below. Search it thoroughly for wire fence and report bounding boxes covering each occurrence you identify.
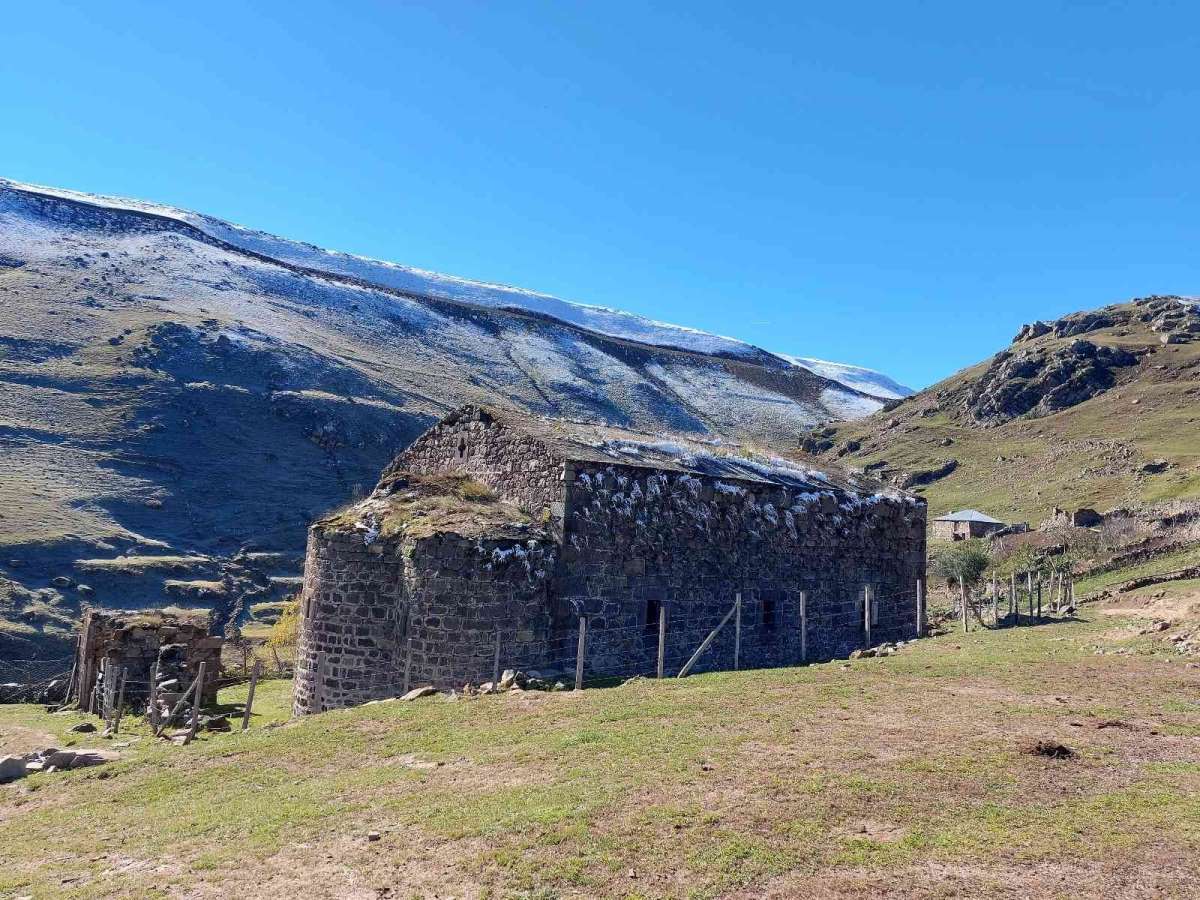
[370,580,935,701]
[0,655,75,703]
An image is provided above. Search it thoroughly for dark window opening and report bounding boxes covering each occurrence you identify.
[458,438,467,459]
[645,597,661,628]
[762,596,776,628]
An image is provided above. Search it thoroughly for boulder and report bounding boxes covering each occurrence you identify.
[43,749,114,770]
[1013,321,1051,343]
[400,686,437,701]
[0,755,28,783]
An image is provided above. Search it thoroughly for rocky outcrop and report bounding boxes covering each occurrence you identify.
[895,459,958,489]
[1013,296,1198,347]
[1140,295,1200,342]
[964,339,1138,424]
[1013,321,1052,343]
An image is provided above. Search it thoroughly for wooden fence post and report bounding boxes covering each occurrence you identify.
[799,591,809,662]
[113,667,128,735]
[148,662,159,729]
[492,627,502,687]
[678,601,737,678]
[574,616,588,690]
[187,661,206,743]
[63,633,80,707]
[98,662,111,724]
[1037,579,1043,619]
[959,578,968,633]
[656,602,667,679]
[1011,574,1019,626]
[864,584,874,647]
[403,636,413,695]
[734,593,742,671]
[242,660,261,731]
[78,620,94,714]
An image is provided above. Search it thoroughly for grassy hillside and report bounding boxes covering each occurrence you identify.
[2,600,1199,898]
[802,298,1200,526]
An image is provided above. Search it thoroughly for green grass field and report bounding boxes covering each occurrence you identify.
[2,599,1199,899]
[1076,544,1200,596]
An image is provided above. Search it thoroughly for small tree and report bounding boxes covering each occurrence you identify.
[268,598,300,649]
[932,540,991,589]
[933,540,992,629]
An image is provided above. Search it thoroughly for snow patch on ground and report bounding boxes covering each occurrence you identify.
[782,356,913,400]
[819,386,886,420]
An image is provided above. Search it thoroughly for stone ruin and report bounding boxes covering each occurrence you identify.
[1041,507,1103,530]
[292,406,927,714]
[73,608,223,715]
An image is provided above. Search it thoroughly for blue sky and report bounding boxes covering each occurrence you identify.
[3,2,1197,388]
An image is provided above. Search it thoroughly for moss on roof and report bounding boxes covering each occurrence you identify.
[317,473,541,542]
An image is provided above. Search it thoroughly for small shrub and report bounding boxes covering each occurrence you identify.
[455,478,496,503]
[268,598,300,648]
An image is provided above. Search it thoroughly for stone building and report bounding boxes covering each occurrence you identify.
[293,406,927,714]
[932,509,1006,541]
[1041,506,1103,530]
[73,609,223,714]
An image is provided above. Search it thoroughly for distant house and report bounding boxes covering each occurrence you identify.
[932,509,1005,541]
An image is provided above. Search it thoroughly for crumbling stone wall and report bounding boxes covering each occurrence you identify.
[403,531,559,687]
[390,407,566,524]
[556,462,926,676]
[75,609,222,713]
[293,524,558,714]
[292,528,407,715]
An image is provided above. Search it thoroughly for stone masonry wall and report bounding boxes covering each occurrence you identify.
[553,462,926,678]
[404,531,559,687]
[292,527,408,714]
[392,408,566,526]
[76,610,222,713]
[294,524,560,709]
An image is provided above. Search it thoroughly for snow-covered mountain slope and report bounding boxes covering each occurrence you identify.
[781,356,914,400]
[1,178,905,381]
[0,178,896,642]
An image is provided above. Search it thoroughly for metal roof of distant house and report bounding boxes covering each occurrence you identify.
[934,509,1004,524]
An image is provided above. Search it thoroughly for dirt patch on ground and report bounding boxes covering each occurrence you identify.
[0,721,58,756]
[1099,587,1200,620]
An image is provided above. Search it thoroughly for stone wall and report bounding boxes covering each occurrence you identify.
[555,462,926,676]
[293,524,559,712]
[392,407,566,525]
[404,531,559,687]
[292,527,407,715]
[75,609,223,713]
